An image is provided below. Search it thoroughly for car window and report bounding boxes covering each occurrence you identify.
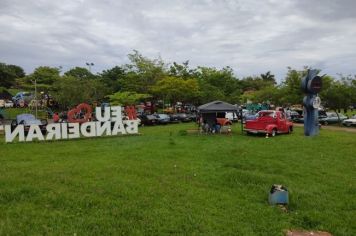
[258,112,275,118]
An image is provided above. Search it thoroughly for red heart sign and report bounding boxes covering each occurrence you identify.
[67,103,92,123]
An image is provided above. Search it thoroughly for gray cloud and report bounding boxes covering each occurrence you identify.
[0,0,356,81]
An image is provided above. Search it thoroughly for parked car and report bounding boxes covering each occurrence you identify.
[289,110,303,122]
[169,114,180,123]
[342,115,356,127]
[187,113,197,122]
[226,112,238,122]
[123,116,141,126]
[11,114,48,135]
[216,118,232,126]
[292,110,327,123]
[175,113,191,122]
[154,113,171,125]
[319,112,348,125]
[242,110,257,123]
[244,110,293,137]
[138,114,158,126]
[12,92,33,107]
[4,100,14,108]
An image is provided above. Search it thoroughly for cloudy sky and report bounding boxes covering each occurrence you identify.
[1,0,356,81]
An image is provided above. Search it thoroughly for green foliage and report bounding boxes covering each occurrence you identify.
[241,76,272,91]
[250,86,282,104]
[169,61,197,79]
[2,53,356,109]
[53,76,108,108]
[278,67,308,105]
[260,71,276,85]
[123,50,166,94]
[108,91,151,105]
[321,79,350,110]
[100,66,126,92]
[196,66,241,104]
[64,67,96,80]
[197,81,226,104]
[25,66,61,85]
[0,62,25,88]
[151,76,199,104]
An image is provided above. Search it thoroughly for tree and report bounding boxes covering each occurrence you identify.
[240,76,271,91]
[151,77,199,104]
[243,85,284,105]
[169,61,198,79]
[100,66,126,93]
[64,67,96,80]
[0,63,25,88]
[196,66,241,104]
[322,78,351,113]
[52,76,108,109]
[25,66,61,86]
[260,71,276,85]
[279,67,312,105]
[197,81,226,104]
[108,91,151,106]
[122,50,166,94]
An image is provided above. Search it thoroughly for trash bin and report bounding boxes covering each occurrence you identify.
[269,184,289,205]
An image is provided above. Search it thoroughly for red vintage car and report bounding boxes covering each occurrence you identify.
[244,110,293,137]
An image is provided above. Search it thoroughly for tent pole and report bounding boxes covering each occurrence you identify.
[240,108,243,135]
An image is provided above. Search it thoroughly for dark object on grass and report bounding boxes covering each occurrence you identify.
[269,184,289,205]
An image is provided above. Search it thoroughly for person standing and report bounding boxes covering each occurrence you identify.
[53,112,60,123]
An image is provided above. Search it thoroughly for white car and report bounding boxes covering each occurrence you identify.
[342,115,356,127]
[5,100,14,108]
[225,112,238,122]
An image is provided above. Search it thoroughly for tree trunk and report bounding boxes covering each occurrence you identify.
[334,109,341,126]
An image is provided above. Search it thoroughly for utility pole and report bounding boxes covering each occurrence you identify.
[35,79,38,119]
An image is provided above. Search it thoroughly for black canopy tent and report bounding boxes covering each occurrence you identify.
[197,101,241,132]
[198,100,238,113]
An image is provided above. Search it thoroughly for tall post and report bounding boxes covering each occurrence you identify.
[35,79,38,119]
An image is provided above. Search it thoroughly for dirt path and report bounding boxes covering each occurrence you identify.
[294,123,356,133]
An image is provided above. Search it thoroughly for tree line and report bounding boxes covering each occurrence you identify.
[1,50,355,111]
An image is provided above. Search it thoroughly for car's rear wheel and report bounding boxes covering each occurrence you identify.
[323,121,328,125]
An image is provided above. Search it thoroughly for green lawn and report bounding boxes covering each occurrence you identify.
[0,124,355,235]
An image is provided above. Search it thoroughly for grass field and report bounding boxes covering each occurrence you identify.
[0,124,355,235]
